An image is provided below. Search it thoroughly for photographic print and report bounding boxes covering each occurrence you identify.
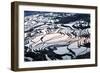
[24,11,91,61]
[11,1,97,71]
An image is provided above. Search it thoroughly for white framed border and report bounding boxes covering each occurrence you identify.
[18,5,96,68]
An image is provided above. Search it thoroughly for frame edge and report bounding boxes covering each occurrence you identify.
[11,2,19,71]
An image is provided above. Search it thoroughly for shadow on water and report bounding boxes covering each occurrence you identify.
[76,52,90,59]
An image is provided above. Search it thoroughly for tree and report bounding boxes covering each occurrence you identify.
[72,20,90,47]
